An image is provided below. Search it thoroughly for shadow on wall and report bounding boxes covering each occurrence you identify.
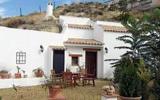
[104,68,114,79]
[44,47,52,77]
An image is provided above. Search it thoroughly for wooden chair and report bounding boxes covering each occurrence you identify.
[50,69,63,87]
[82,73,95,87]
[72,73,80,86]
[62,72,74,87]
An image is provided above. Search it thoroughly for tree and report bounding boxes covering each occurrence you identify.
[118,8,160,99]
[115,15,147,58]
[113,10,154,100]
[141,8,160,99]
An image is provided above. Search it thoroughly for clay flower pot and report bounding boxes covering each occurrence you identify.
[35,69,44,77]
[0,71,10,79]
[49,85,61,98]
[120,96,142,100]
[15,73,21,78]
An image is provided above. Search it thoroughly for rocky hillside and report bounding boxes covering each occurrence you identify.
[0,2,150,33]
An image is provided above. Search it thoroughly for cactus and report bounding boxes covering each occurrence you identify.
[16,66,21,73]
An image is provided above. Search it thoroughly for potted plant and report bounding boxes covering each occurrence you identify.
[0,70,10,79]
[33,68,44,77]
[42,75,65,99]
[21,70,27,78]
[15,66,21,78]
[113,56,143,100]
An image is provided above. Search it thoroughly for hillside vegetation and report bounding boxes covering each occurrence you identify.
[0,2,151,33]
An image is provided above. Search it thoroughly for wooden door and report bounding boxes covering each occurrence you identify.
[53,50,64,74]
[85,51,97,78]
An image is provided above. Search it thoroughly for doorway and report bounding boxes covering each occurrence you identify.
[53,50,65,74]
[85,51,97,78]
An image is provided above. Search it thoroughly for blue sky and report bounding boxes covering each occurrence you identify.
[0,0,107,17]
[0,0,72,17]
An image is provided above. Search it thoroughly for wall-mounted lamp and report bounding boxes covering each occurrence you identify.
[105,47,108,53]
[40,45,44,53]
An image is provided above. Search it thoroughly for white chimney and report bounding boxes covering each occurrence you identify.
[45,0,57,20]
[46,0,53,17]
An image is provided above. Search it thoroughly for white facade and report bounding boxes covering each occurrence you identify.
[96,21,129,78]
[0,16,129,88]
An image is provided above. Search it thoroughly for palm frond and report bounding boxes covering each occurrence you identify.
[105,59,119,61]
[115,46,132,50]
[117,35,134,40]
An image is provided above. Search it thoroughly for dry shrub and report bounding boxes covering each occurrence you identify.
[27,20,35,25]
[6,19,26,28]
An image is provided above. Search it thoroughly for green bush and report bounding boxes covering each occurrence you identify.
[113,65,122,83]
[118,56,142,97]
[113,56,151,98]
[119,65,141,97]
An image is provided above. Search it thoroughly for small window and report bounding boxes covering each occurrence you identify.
[72,57,79,66]
[16,52,26,64]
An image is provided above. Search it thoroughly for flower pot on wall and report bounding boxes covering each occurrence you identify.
[0,71,10,79]
[120,96,142,100]
[15,73,21,78]
[33,68,44,77]
[35,70,44,77]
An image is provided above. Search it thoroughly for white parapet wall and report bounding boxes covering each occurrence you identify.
[0,78,45,89]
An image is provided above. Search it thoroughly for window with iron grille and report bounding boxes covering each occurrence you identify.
[16,52,26,64]
[72,57,79,66]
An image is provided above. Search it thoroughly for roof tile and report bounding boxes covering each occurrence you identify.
[101,25,128,33]
[49,46,65,50]
[64,38,103,46]
[68,24,93,30]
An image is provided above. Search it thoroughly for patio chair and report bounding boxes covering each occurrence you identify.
[82,73,95,87]
[72,73,81,86]
[50,69,63,87]
[62,72,74,87]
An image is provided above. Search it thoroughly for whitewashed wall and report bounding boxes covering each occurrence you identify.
[0,27,64,78]
[95,21,130,78]
[60,16,91,25]
[65,46,85,69]
[103,32,129,78]
[60,16,94,40]
[93,24,104,42]
[0,78,45,89]
[97,49,104,78]
[97,21,123,27]
[63,28,94,40]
